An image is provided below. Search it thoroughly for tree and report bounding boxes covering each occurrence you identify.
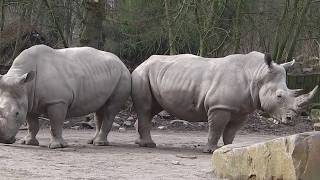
[43,0,69,48]
[80,0,106,50]
[0,0,4,31]
[164,0,176,55]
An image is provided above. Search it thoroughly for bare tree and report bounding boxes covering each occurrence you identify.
[164,0,176,55]
[80,0,106,50]
[0,0,4,31]
[43,0,69,47]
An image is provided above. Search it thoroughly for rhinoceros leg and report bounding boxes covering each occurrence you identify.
[222,113,247,145]
[19,113,40,146]
[132,73,162,148]
[90,106,116,146]
[203,109,231,153]
[87,113,103,145]
[90,77,131,146]
[47,103,68,149]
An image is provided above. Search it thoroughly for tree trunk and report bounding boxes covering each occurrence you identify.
[233,0,242,54]
[64,0,73,45]
[164,0,176,55]
[0,0,4,31]
[43,0,69,47]
[80,0,106,50]
[10,3,27,63]
[272,0,289,61]
[286,0,312,61]
[194,0,205,56]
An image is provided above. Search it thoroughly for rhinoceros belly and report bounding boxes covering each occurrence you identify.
[150,65,208,122]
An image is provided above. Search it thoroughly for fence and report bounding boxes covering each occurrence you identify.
[287,73,320,103]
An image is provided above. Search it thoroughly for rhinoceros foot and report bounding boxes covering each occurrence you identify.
[19,137,39,146]
[135,139,156,148]
[49,138,68,149]
[203,144,220,153]
[93,140,110,146]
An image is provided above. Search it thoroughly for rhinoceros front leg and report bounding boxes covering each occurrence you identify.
[223,113,247,145]
[19,113,40,146]
[204,109,231,153]
[47,103,68,149]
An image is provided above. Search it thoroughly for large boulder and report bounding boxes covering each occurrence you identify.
[212,131,320,180]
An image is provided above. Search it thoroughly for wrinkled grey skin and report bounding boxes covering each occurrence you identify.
[0,45,131,148]
[132,52,317,153]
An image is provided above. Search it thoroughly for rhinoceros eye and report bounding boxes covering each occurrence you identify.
[15,112,19,117]
[277,94,282,98]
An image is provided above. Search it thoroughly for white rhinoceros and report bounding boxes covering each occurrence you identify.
[0,45,131,148]
[132,52,318,152]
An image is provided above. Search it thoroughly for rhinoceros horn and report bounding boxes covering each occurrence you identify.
[290,89,305,97]
[280,59,295,71]
[296,85,319,108]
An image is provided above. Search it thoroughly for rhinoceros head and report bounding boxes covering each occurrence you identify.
[258,54,318,124]
[0,71,34,144]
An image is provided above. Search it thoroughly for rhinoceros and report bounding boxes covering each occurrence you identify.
[0,45,131,148]
[132,52,318,152]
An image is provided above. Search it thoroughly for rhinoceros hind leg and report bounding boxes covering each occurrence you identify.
[132,71,162,148]
[49,138,68,149]
[92,76,131,146]
[19,113,40,146]
[47,103,68,149]
[223,114,247,145]
[91,105,111,146]
[204,109,231,153]
[134,138,156,148]
[19,136,39,146]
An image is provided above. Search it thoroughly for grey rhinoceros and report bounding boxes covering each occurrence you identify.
[0,45,131,148]
[132,52,318,152]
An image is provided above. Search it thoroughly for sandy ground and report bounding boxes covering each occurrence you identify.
[0,129,278,180]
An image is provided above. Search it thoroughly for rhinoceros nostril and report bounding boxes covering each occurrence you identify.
[286,116,292,121]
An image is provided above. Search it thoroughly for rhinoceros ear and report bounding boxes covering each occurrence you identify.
[280,59,295,71]
[264,53,272,68]
[19,71,35,84]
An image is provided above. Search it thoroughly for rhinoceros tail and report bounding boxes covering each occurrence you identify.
[264,53,272,67]
[131,70,162,115]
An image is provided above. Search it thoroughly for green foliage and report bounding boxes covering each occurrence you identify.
[0,0,320,66]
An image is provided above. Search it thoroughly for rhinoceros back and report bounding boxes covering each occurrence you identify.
[8,45,130,117]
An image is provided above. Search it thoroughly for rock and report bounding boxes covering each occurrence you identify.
[158,126,167,130]
[170,120,193,126]
[126,116,134,121]
[171,160,181,165]
[134,121,138,129]
[212,132,320,180]
[310,109,320,123]
[70,125,80,130]
[176,154,197,159]
[314,123,320,131]
[119,127,126,132]
[114,116,123,122]
[19,124,28,130]
[112,122,120,128]
[123,120,133,127]
[157,111,172,119]
[73,121,94,129]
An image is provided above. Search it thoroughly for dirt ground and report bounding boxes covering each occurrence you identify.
[0,129,278,180]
